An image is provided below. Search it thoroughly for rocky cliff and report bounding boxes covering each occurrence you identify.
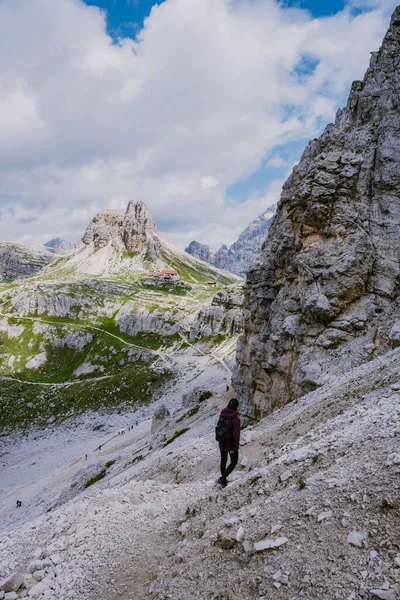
[234,8,400,419]
[0,243,56,282]
[184,241,212,264]
[189,287,244,341]
[82,200,162,260]
[185,206,275,277]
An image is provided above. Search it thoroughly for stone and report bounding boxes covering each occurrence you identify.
[150,405,170,434]
[317,510,333,522]
[347,531,367,547]
[0,573,24,593]
[370,589,395,600]
[236,527,245,542]
[217,532,237,549]
[254,537,289,551]
[280,470,292,482]
[273,571,289,585]
[389,320,400,348]
[233,9,400,417]
[4,593,19,600]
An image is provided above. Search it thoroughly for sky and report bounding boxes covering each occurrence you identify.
[0,0,398,251]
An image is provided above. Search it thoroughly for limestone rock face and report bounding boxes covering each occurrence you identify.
[213,207,276,277]
[82,201,162,259]
[0,243,56,282]
[184,241,212,263]
[234,9,400,419]
[189,287,244,341]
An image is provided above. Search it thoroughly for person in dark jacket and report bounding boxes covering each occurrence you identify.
[217,398,240,488]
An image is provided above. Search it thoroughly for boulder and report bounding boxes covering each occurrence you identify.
[0,573,24,593]
[150,405,170,434]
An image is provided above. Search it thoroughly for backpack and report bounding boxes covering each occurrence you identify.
[215,416,233,446]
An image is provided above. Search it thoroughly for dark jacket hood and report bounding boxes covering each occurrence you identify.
[220,407,238,420]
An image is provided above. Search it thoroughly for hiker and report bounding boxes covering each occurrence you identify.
[215,398,240,488]
[16,500,22,508]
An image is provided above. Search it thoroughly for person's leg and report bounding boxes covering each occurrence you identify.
[220,450,228,476]
[221,450,239,480]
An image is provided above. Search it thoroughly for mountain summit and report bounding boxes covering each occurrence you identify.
[82,201,162,260]
[185,205,276,277]
[234,6,400,419]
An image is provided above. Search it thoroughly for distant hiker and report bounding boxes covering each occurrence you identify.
[215,398,240,488]
[16,500,22,508]
[85,454,88,460]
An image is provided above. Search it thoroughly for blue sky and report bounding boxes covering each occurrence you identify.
[0,0,397,249]
[83,0,348,37]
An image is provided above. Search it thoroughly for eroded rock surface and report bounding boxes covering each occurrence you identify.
[189,287,244,341]
[0,243,56,282]
[234,9,400,419]
[82,201,162,260]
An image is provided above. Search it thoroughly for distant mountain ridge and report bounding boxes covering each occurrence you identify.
[185,205,276,277]
[44,237,75,254]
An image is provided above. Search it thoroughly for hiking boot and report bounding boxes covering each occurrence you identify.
[217,477,227,488]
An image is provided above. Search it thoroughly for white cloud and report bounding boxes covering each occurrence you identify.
[0,0,397,249]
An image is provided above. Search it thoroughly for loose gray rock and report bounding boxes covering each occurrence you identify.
[0,573,24,593]
[347,531,367,547]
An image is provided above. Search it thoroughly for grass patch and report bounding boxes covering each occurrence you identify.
[297,478,306,490]
[84,469,106,488]
[0,364,174,433]
[311,455,320,464]
[199,390,213,402]
[381,497,394,511]
[128,454,144,465]
[163,428,190,447]
[105,460,116,469]
[176,404,200,423]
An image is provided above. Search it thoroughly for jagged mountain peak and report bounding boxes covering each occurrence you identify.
[82,201,160,258]
[185,205,276,277]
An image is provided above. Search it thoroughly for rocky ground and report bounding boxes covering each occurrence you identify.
[0,346,399,600]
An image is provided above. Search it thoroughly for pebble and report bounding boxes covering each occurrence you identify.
[317,510,332,522]
[236,527,245,542]
[254,537,289,551]
[280,470,292,482]
[370,589,395,600]
[347,531,367,547]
